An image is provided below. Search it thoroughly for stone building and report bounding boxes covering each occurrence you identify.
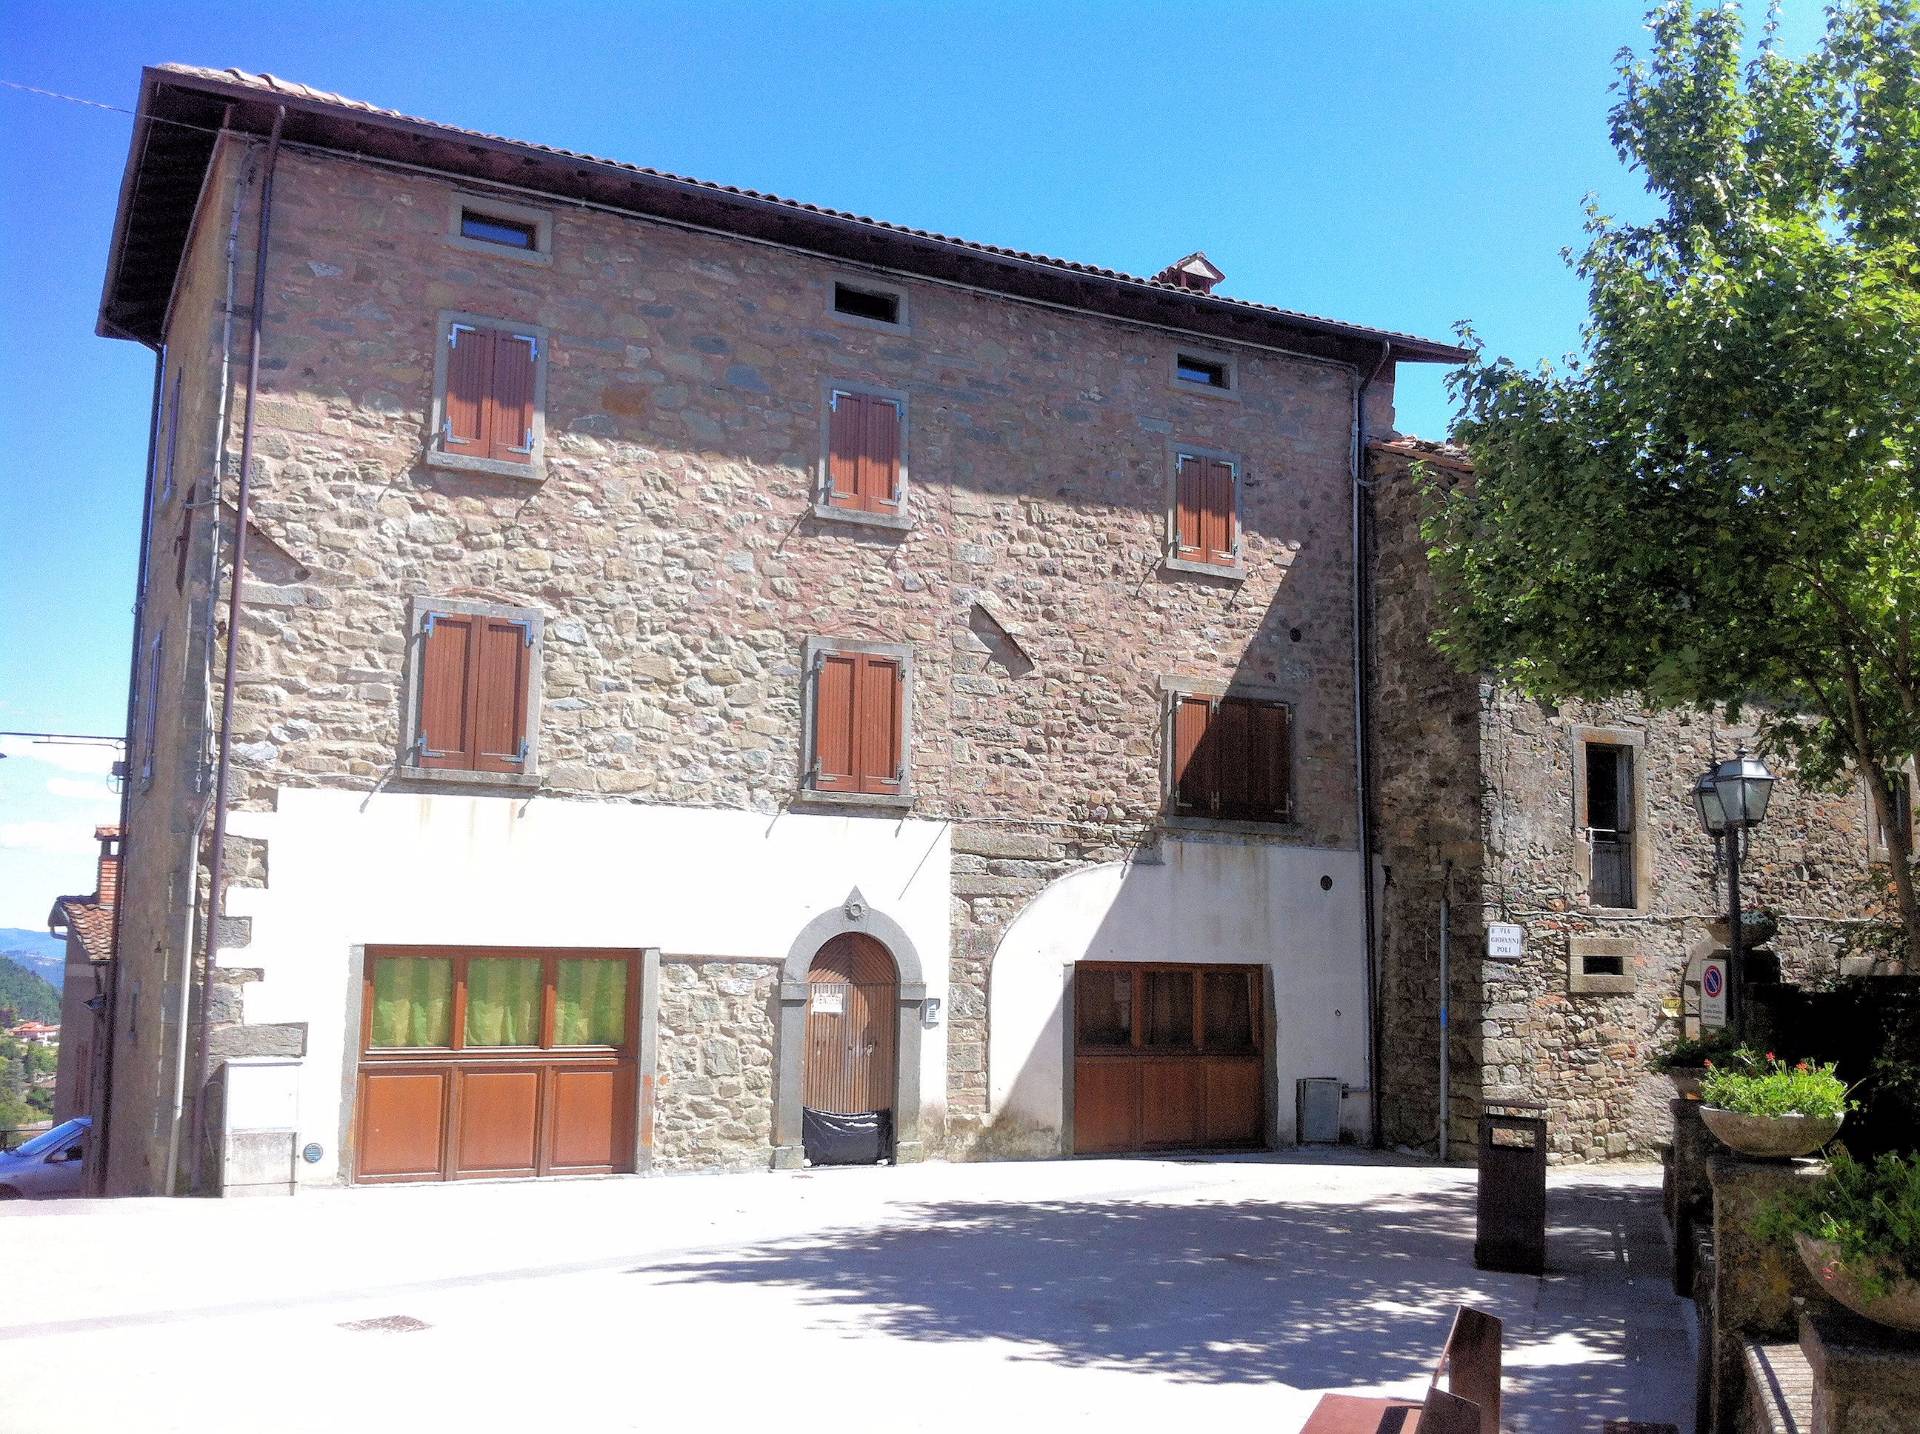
[89,65,1470,1195]
[1367,437,1905,1161]
[47,826,118,1124]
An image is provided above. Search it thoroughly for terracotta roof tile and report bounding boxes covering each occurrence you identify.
[50,896,115,963]
[116,64,1467,362]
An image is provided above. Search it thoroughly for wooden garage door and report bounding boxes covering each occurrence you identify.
[1072,963,1265,1154]
[354,948,638,1184]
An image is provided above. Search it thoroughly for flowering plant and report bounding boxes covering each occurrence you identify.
[1758,1148,1920,1300]
[1699,1049,1852,1119]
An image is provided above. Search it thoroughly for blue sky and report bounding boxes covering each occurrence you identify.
[0,1,1827,926]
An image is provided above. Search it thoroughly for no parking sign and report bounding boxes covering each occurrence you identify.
[1701,957,1728,1029]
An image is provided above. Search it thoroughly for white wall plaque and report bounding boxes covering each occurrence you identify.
[1487,922,1525,961]
[811,990,844,1016]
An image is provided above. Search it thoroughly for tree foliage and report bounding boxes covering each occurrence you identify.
[1427,0,1920,958]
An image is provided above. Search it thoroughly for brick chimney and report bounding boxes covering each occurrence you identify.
[93,825,121,907]
[1151,251,1226,295]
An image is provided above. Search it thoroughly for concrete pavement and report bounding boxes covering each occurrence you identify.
[0,1152,1693,1432]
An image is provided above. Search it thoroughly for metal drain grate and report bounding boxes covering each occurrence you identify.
[338,1314,431,1333]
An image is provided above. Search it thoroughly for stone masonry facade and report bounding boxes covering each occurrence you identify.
[103,101,1395,1191]
[1370,442,1889,1161]
[651,960,780,1172]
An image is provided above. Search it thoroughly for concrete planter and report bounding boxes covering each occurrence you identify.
[1796,1235,1920,1333]
[1698,1106,1843,1160]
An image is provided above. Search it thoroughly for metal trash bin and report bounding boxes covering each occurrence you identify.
[1474,1100,1547,1275]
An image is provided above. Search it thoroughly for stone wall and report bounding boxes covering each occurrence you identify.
[1370,444,1885,1161]
[651,959,779,1172]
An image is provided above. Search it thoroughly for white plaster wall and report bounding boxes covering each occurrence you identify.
[987,839,1370,1149]
[226,788,951,1184]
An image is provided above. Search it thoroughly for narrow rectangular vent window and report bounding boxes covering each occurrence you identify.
[1176,354,1230,389]
[460,210,538,251]
[1580,953,1625,977]
[833,283,901,326]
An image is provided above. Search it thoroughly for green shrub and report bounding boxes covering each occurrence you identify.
[1700,1049,1851,1118]
[1647,1028,1740,1072]
[1758,1148,1920,1299]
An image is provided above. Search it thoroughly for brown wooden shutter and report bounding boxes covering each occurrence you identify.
[859,396,901,511]
[826,395,863,509]
[1249,701,1291,820]
[1173,695,1214,814]
[173,486,195,592]
[489,334,537,463]
[1202,459,1237,565]
[443,325,493,454]
[827,393,902,512]
[812,652,858,791]
[417,613,475,768]
[470,618,532,771]
[855,654,904,794]
[1175,457,1204,559]
[1213,698,1253,818]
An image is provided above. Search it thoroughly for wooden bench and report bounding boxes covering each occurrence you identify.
[1299,1306,1502,1434]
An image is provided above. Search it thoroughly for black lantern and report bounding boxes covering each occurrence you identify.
[1711,748,1776,830]
[1692,769,1728,838]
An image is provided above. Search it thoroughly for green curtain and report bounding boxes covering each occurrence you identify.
[465,957,540,1046]
[555,959,627,1046]
[370,958,453,1048]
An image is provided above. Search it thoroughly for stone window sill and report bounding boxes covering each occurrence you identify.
[395,765,541,793]
[446,234,552,267]
[812,500,913,533]
[426,448,546,483]
[793,788,915,813]
[1162,555,1247,583]
[1162,814,1305,840]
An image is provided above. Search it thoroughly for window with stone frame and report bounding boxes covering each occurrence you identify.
[1873,762,1915,860]
[428,313,548,479]
[404,598,544,785]
[817,383,910,528]
[1168,448,1241,574]
[1169,691,1292,823]
[1580,740,1637,908]
[801,637,912,804]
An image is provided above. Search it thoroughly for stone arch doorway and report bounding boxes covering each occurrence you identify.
[773,894,928,1169]
[802,934,899,1165]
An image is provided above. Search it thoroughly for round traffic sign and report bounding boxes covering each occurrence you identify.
[1702,965,1724,998]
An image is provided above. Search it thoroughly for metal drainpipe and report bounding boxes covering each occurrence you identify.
[192,105,285,1193]
[1351,339,1391,1148]
[91,344,166,1197]
[162,124,248,1198]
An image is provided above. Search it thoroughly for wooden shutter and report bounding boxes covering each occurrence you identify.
[417,613,475,768]
[443,325,493,454]
[489,334,537,463]
[826,393,901,512]
[811,649,905,794]
[1201,459,1237,565]
[1173,695,1214,814]
[1213,698,1253,818]
[1247,701,1291,820]
[416,612,531,771]
[1174,457,1204,560]
[471,618,532,771]
[856,654,904,795]
[812,651,859,792]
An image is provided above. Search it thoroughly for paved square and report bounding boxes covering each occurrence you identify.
[0,1153,1692,1431]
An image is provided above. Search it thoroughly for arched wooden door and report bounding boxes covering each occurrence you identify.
[802,933,898,1164]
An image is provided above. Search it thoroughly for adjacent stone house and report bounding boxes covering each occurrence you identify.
[91,65,1472,1195]
[47,825,118,1124]
[1368,437,1906,1161]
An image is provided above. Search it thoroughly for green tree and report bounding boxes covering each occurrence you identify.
[1428,0,1920,961]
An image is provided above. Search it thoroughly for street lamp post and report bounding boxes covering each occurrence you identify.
[1693,748,1776,1037]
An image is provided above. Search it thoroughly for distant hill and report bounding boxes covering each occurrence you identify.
[0,929,64,993]
[0,956,60,1026]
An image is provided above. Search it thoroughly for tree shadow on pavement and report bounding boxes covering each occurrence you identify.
[645,1174,1688,1429]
